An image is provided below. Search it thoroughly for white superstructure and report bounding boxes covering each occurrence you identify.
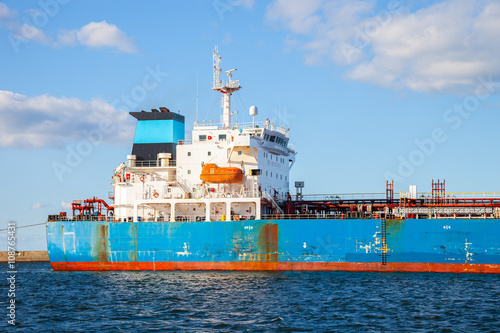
[111,45,296,223]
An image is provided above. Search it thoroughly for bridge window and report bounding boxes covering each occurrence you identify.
[219,134,226,141]
[269,136,276,142]
[199,135,207,141]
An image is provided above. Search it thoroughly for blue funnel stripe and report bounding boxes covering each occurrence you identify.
[133,120,184,144]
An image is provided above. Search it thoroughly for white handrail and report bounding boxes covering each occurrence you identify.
[263,191,284,215]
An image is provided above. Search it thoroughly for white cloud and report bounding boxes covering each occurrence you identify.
[0,3,137,53]
[0,2,15,20]
[266,0,324,34]
[31,203,43,210]
[237,0,255,9]
[0,90,135,149]
[60,201,72,209]
[71,21,138,53]
[55,21,138,52]
[0,3,52,48]
[56,29,76,46]
[0,6,51,46]
[17,23,51,44]
[266,0,500,93]
[31,202,50,210]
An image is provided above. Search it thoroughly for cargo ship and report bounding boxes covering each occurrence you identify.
[46,46,500,273]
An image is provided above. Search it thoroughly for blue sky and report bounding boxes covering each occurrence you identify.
[1,0,500,250]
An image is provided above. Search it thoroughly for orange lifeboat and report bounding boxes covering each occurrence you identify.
[200,163,244,184]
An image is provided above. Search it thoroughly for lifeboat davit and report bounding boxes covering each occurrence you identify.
[200,163,244,184]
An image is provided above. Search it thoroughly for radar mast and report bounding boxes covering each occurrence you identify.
[212,45,241,129]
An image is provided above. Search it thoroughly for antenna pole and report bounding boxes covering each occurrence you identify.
[196,72,199,122]
[279,100,281,128]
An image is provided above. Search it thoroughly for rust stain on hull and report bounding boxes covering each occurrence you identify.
[61,225,67,262]
[257,223,278,262]
[129,224,138,262]
[386,219,405,235]
[91,224,109,264]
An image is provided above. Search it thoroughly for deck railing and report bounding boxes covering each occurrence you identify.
[296,192,500,202]
[131,160,176,168]
[261,213,384,220]
[414,192,500,199]
[299,193,388,201]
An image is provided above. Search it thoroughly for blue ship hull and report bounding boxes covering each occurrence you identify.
[46,219,500,273]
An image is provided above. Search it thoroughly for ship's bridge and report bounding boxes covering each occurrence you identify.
[192,121,293,151]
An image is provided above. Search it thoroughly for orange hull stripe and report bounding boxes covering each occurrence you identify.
[50,261,500,273]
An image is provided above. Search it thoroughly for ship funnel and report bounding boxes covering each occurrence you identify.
[129,107,185,162]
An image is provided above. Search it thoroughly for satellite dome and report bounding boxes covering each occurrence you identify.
[249,106,258,116]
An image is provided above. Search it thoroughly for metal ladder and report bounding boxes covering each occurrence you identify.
[263,191,284,215]
[380,218,388,265]
[252,179,259,198]
[175,175,194,195]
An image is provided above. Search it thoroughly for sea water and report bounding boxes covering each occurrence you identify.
[1,263,499,332]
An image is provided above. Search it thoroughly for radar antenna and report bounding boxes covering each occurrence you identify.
[213,45,221,91]
[212,44,241,129]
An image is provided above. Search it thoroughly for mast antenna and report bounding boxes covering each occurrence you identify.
[213,45,221,90]
[212,44,241,129]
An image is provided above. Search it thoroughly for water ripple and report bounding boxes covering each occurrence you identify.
[1,264,500,332]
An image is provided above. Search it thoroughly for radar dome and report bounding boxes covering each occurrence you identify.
[249,106,258,116]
